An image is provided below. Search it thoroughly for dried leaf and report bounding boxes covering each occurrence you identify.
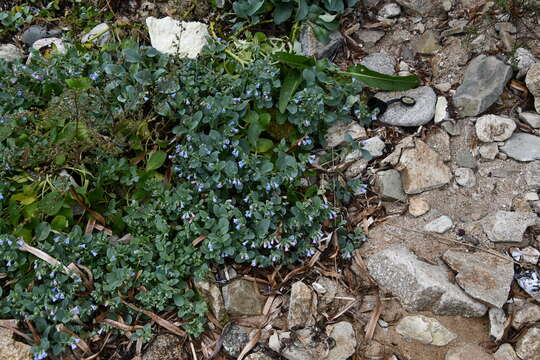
[237,330,261,360]
[121,300,186,337]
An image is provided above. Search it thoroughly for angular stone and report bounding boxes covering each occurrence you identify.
[396,315,457,346]
[0,322,31,360]
[358,30,385,46]
[424,215,453,233]
[222,279,265,316]
[455,168,476,188]
[476,115,516,142]
[374,169,407,202]
[456,149,477,169]
[396,0,448,15]
[512,303,540,330]
[409,197,430,217]
[222,324,250,357]
[0,44,24,62]
[245,353,273,360]
[345,159,368,179]
[453,55,513,117]
[366,246,487,317]
[325,121,366,148]
[500,133,540,162]
[489,307,507,342]
[362,136,386,158]
[510,246,540,264]
[142,334,184,360]
[525,63,540,98]
[516,327,540,360]
[288,281,316,329]
[514,48,538,79]
[426,127,451,161]
[145,17,209,58]
[360,53,396,75]
[446,344,495,360]
[376,86,437,127]
[397,139,453,194]
[378,3,401,18]
[31,37,67,56]
[194,280,226,321]
[442,249,514,308]
[434,96,449,124]
[81,23,111,46]
[325,322,357,360]
[519,112,540,128]
[413,30,441,54]
[479,143,499,160]
[482,211,538,243]
[494,344,519,360]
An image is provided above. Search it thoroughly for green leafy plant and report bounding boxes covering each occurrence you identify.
[0,38,370,358]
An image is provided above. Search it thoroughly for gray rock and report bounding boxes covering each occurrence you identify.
[222,324,250,357]
[525,162,540,189]
[525,63,540,98]
[360,52,396,75]
[454,168,476,188]
[26,37,67,64]
[500,133,540,162]
[494,344,520,360]
[445,344,495,360]
[366,245,487,317]
[269,324,354,360]
[222,279,265,316]
[358,30,385,46]
[397,139,453,194]
[378,3,401,18]
[424,215,454,233]
[479,143,499,160]
[476,115,516,142]
[396,315,457,346]
[363,136,386,158]
[425,127,451,161]
[325,322,357,360]
[81,23,111,46]
[0,321,32,360]
[325,121,367,148]
[300,25,342,60]
[194,280,226,321]
[374,170,407,202]
[288,281,316,329]
[142,334,184,360]
[516,327,540,360]
[443,249,514,308]
[0,44,24,62]
[519,112,540,128]
[489,308,507,342]
[409,197,430,217]
[376,86,436,126]
[453,55,513,117]
[434,96,449,124]
[396,0,449,15]
[21,25,61,46]
[442,20,468,37]
[455,149,477,169]
[245,353,273,360]
[345,160,368,179]
[482,210,538,244]
[512,303,540,330]
[513,47,537,79]
[413,30,441,54]
[145,17,209,58]
[510,246,540,264]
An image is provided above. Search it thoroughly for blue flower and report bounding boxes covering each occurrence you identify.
[34,350,47,360]
[89,72,99,80]
[238,160,245,168]
[91,251,97,257]
[371,114,377,121]
[79,244,86,249]
[185,99,190,105]
[245,211,252,218]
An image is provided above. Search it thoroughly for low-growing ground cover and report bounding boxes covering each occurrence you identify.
[0,28,379,358]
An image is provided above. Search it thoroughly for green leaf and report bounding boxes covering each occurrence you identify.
[247,121,263,147]
[134,70,153,85]
[65,77,91,90]
[146,151,167,171]
[233,0,265,17]
[296,0,309,20]
[341,65,420,91]
[256,218,270,235]
[11,193,37,205]
[273,2,294,24]
[278,69,303,113]
[319,13,338,22]
[256,138,274,153]
[35,222,51,241]
[274,52,316,69]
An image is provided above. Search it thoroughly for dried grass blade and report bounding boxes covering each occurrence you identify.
[237,330,261,360]
[121,300,186,337]
[364,296,381,341]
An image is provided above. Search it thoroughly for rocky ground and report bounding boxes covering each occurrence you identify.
[2,0,540,359]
